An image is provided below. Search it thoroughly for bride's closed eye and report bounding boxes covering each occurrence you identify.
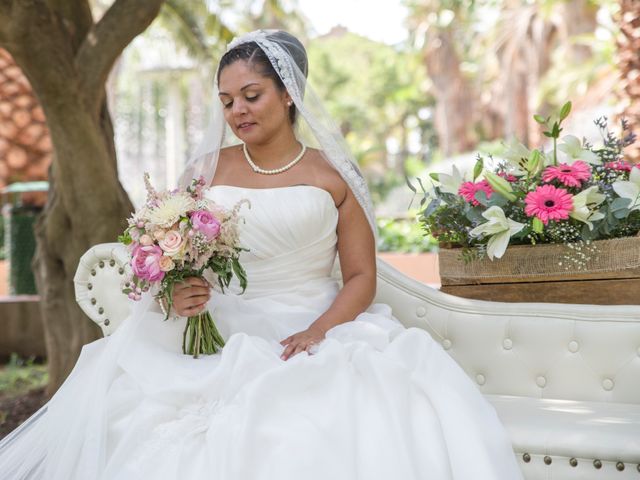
[222,95,260,109]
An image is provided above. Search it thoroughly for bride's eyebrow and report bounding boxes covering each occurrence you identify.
[218,82,261,96]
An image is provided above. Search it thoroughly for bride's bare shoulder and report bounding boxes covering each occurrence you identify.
[306,148,349,206]
[218,146,242,163]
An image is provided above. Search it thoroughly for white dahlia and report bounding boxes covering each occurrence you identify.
[148,194,196,228]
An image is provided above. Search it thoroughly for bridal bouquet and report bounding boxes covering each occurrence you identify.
[412,102,640,261]
[119,174,248,357]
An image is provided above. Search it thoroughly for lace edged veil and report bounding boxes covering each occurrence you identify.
[179,29,377,238]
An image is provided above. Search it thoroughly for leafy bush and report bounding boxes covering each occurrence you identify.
[377,217,438,253]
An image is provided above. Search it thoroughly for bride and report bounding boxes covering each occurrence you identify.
[0,30,524,479]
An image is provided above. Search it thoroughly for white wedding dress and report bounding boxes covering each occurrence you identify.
[0,185,523,480]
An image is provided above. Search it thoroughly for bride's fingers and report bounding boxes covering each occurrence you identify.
[292,344,307,356]
[281,342,298,360]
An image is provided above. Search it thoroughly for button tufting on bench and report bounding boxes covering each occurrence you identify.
[476,374,485,385]
[569,458,577,467]
[544,456,552,465]
[502,338,513,350]
[522,453,531,463]
[616,462,625,471]
[442,339,452,350]
[568,340,579,353]
[416,306,426,317]
[536,376,546,388]
[593,459,602,469]
[602,378,614,391]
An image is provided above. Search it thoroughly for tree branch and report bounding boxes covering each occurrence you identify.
[76,0,165,116]
[45,0,93,53]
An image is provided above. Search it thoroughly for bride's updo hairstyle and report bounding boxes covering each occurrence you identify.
[216,30,308,125]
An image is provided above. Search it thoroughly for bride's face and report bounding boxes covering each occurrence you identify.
[218,60,292,144]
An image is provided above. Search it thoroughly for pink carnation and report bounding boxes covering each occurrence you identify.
[524,185,573,225]
[542,161,591,188]
[605,160,632,172]
[458,180,493,206]
[131,245,165,282]
[190,210,221,239]
[498,172,518,182]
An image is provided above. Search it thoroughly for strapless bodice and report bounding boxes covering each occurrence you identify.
[206,185,339,298]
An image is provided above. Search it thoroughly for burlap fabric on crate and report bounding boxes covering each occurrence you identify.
[438,237,640,304]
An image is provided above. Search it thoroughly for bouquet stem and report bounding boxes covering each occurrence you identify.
[182,310,226,358]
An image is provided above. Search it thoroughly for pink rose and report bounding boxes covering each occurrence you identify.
[153,229,166,241]
[139,234,153,246]
[190,210,221,239]
[158,255,175,272]
[159,230,184,256]
[131,245,165,282]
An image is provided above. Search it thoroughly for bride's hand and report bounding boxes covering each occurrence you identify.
[279,326,325,361]
[171,277,211,317]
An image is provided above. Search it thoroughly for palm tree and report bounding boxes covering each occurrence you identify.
[616,0,640,162]
[406,0,480,156]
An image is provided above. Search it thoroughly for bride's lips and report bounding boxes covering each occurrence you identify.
[237,122,256,132]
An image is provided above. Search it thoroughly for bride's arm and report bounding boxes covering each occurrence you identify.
[314,187,377,332]
[280,187,376,360]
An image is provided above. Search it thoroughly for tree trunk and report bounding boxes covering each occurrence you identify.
[423,29,477,156]
[0,0,164,395]
[616,0,640,163]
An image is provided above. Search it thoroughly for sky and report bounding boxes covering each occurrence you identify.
[296,0,409,45]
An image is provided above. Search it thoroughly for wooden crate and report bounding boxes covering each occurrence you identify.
[438,237,640,305]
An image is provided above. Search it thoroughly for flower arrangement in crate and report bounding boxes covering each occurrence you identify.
[411,102,639,263]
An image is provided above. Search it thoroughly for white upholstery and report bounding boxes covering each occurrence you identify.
[73,242,133,335]
[74,242,640,479]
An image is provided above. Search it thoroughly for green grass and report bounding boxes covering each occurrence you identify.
[0,353,48,399]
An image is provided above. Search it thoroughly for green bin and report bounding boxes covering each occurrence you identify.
[1,181,48,295]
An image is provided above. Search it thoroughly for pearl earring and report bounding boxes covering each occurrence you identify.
[287,100,293,106]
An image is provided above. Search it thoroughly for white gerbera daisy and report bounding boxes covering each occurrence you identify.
[148,194,196,228]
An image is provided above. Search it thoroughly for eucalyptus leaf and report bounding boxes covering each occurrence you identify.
[613,208,630,219]
[474,190,489,206]
[611,197,631,211]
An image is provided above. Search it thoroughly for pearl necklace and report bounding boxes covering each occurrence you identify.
[242,143,307,175]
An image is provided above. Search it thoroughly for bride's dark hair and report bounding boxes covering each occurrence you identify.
[217,31,308,124]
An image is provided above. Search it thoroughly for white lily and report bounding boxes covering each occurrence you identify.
[469,206,525,260]
[501,138,530,175]
[557,135,600,165]
[438,165,466,195]
[570,186,606,230]
[612,167,640,211]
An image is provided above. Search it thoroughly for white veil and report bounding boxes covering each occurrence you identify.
[179,29,377,237]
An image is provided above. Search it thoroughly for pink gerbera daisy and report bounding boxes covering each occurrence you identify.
[458,180,493,206]
[524,185,573,225]
[542,161,591,188]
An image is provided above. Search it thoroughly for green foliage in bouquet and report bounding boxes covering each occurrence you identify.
[411,102,640,261]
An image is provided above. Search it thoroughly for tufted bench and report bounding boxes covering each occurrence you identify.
[74,242,640,479]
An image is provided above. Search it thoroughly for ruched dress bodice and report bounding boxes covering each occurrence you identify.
[206,185,339,299]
